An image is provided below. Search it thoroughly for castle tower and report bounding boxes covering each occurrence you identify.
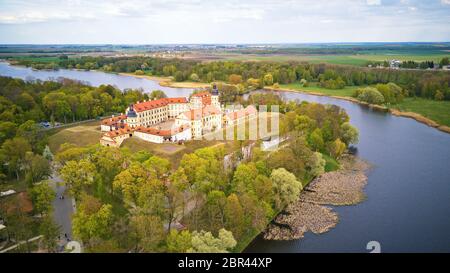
[125,104,138,128]
[211,83,220,109]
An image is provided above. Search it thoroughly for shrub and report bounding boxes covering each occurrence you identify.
[356,87,385,104]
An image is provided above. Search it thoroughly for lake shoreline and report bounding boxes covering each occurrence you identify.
[265,86,450,135]
[262,154,370,241]
[118,72,210,89]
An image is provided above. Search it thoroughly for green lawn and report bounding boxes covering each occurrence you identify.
[47,121,103,152]
[280,82,359,97]
[392,98,450,127]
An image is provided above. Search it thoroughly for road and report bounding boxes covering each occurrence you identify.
[50,173,75,249]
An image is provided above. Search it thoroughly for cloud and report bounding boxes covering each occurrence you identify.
[366,0,381,5]
[0,0,449,43]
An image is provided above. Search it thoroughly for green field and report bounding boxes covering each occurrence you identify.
[280,82,359,97]
[8,55,62,63]
[217,52,449,66]
[392,98,450,127]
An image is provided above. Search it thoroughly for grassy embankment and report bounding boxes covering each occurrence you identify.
[117,72,211,89]
[276,82,450,128]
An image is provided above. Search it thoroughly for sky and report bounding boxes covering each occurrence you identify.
[0,0,449,44]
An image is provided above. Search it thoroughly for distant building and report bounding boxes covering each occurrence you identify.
[389,59,402,69]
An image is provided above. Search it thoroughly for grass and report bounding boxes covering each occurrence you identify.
[214,52,449,66]
[322,153,340,172]
[47,121,103,152]
[279,82,359,97]
[391,98,450,127]
[8,56,61,63]
[122,137,240,168]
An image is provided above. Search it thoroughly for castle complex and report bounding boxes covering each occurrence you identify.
[100,86,257,147]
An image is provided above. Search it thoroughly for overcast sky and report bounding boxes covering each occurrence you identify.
[0,0,449,44]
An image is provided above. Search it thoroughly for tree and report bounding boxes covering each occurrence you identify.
[24,153,51,185]
[143,156,171,179]
[440,57,449,67]
[308,152,326,177]
[166,229,192,253]
[270,168,302,209]
[17,120,43,152]
[0,121,16,144]
[60,159,96,200]
[166,168,189,230]
[39,216,60,253]
[130,214,165,252]
[224,194,245,238]
[190,73,199,82]
[1,137,32,180]
[308,128,324,152]
[356,87,385,105]
[188,229,237,253]
[328,138,346,159]
[149,90,167,100]
[231,162,258,194]
[340,122,359,146]
[72,194,113,245]
[113,162,155,206]
[228,74,242,85]
[42,145,54,161]
[253,174,273,202]
[435,90,445,101]
[30,181,55,216]
[263,73,274,86]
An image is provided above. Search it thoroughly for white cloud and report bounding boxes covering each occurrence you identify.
[441,0,450,5]
[366,0,381,6]
[0,0,448,43]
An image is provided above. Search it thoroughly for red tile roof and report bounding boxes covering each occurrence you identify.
[133,97,188,113]
[179,105,221,121]
[105,126,133,138]
[102,114,127,126]
[191,92,211,106]
[226,105,257,121]
[135,125,190,137]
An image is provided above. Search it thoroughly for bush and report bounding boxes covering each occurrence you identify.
[375,82,403,104]
[356,87,385,105]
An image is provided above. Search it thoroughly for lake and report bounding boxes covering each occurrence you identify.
[1,62,449,252]
[0,61,194,97]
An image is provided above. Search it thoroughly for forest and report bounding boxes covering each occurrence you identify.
[13,55,450,101]
[0,76,359,252]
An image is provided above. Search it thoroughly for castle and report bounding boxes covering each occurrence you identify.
[100,85,257,147]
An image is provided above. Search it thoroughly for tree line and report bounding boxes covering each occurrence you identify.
[14,55,450,101]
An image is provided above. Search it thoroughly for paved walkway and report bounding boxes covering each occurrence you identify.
[50,173,76,251]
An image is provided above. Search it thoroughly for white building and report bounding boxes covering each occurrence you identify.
[175,105,222,139]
